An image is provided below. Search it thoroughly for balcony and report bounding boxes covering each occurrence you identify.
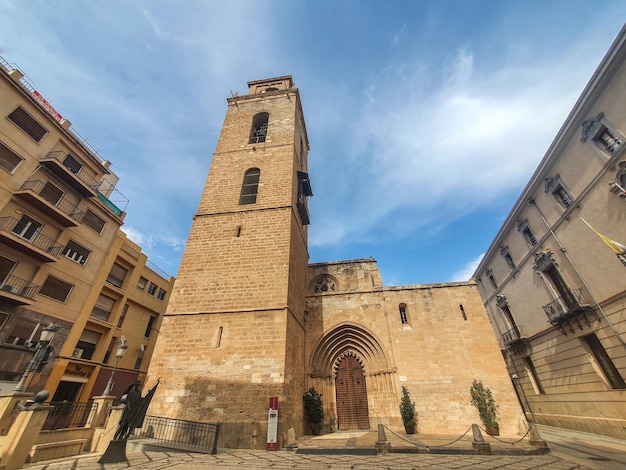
[14,180,84,226]
[501,326,530,356]
[0,216,63,262]
[543,288,599,335]
[0,274,40,304]
[40,151,100,197]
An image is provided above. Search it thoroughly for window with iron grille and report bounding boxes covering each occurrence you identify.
[239,168,260,205]
[0,141,23,173]
[545,175,574,209]
[39,275,73,302]
[7,106,48,142]
[486,269,498,290]
[581,113,623,156]
[399,303,409,324]
[500,246,516,269]
[62,240,90,265]
[517,219,538,247]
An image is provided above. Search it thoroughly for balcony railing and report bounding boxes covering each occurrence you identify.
[543,288,589,323]
[0,274,40,300]
[42,401,98,430]
[502,326,525,346]
[0,217,63,256]
[18,180,84,222]
[43,151,101,193]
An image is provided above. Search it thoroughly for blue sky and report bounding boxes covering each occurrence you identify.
[1,1,625,285]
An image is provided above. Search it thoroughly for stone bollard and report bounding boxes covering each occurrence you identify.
[527,422,548,448]
[375,424,391,454]
[471,424,491,455]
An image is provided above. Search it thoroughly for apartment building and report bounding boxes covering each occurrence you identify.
[0,57,174,402]
[473,26,626,438]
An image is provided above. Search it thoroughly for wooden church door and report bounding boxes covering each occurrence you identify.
[335,355,370,430]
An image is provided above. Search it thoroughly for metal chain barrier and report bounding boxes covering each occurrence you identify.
[478,425,531,445]
[384,425,475,449]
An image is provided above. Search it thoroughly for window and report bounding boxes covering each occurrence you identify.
[12,214,42,241]
[581,333,626,389]
[313,275,336,293]
[147,283,157,295]
[459,304,467,321]
[137,276,148,290]
[62,240,90,265]
[103,336,117,364]
[0,255,17,285]
[545,175,574,209]
[39,275,73,302]
[0,141,23,173]
[74,329,100,360]
[39,181,63,205]
[134,344,146,370]
[106,263,128,288]
[7,106,48,142]
[144,315,156,338]
[524,357,545,394]
[239,168,260,205]
[517,219,538,247]
[117,304,129,328]
[399,303,408,324]
[0,312,9,330]
[486,269,498,290]
[5,316,42,347]
[581,112,623,155]
[249,112,269,144]
[157,288,166,301]
[83,209,106,234]
[297,171,312,225]
[62,154,82,174]
[500,246,516,269]
[91,293,116,322]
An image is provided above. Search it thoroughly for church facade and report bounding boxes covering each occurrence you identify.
[145,76,523,449]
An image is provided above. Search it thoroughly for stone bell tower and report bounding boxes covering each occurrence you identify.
[146,76,312,449]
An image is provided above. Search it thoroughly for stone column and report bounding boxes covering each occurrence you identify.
[0,402,52,470]
[0,393,32,436]
[90,395,116,428]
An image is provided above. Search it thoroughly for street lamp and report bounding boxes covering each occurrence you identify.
[103,336,127,396]
[14,322,58,392]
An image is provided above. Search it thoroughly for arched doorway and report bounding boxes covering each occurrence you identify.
[335,353,370,430]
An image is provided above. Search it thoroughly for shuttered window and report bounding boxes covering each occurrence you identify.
[7,106,48,142]
[39,275,73,302]
[0,142,23,173]
[83,209,106,234]
[91,293,116,322]
[106,263,128,288]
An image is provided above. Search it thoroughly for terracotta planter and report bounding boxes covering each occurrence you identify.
[404,424,415,434]
[485,426,499,436]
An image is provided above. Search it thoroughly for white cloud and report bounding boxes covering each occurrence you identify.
[451,253,484,282]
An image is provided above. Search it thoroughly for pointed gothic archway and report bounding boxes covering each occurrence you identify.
[308,323,394,431]
[335,351,370,430]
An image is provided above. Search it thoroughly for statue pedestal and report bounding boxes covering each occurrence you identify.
[98,439,128,464]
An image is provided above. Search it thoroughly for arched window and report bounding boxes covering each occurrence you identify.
[249,112,269,144]
[399,303,409,324]
[239,168,260,205]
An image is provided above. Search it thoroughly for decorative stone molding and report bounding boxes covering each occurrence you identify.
[581,112,605,142]
[533,249,556,272]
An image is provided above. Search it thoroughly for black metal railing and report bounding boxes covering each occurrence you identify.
[501,326,524,346]
[0,217,63,255]
[19,180,84,222]
[130,415,220,454]
[42,401,98,430]
[43,151,101,190]
[0,274,40,299]
[543,288,588,322]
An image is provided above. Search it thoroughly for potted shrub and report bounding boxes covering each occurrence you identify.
[469,379,500,436]
[303,387,324,435]
[399,385,417,434]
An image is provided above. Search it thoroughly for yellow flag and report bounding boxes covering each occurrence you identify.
[581,218,626,255]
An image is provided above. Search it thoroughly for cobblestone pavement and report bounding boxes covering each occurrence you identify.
[24,449,593,470]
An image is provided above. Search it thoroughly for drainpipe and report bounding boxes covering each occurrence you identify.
[529,199,626,351]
